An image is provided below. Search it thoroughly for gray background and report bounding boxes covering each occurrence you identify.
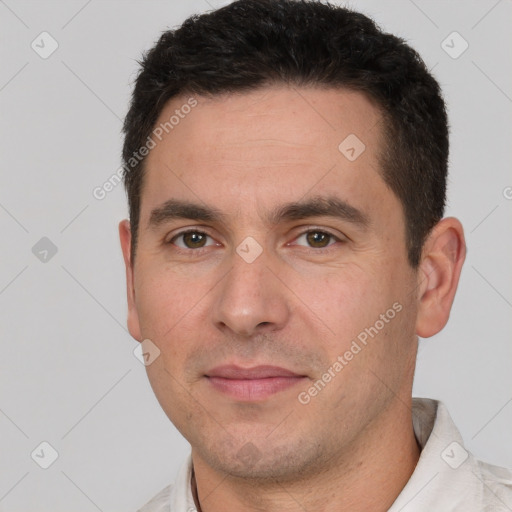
[0,0,510,510]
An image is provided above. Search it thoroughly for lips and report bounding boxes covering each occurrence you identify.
[207,365,302,379]
[205,365,306,401]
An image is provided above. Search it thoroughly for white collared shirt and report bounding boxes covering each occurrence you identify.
[137,398,512,511]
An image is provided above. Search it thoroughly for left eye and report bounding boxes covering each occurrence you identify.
[294,230,338,249]
[170,230,216,249]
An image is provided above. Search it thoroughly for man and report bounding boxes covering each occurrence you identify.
[119,0,512,510]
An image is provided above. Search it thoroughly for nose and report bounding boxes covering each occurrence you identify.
[212,247,291,338]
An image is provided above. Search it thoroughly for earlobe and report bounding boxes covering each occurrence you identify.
[119,219,143,342]
[415,217,466,338]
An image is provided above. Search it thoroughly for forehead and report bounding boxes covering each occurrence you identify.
[140,85,396,227]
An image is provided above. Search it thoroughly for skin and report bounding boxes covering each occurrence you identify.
[119,85,466,511]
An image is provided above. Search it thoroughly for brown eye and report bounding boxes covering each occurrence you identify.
[297,230,337,249]
[183,232,207,248]
[171,231,213,249]
[305,231,332,248]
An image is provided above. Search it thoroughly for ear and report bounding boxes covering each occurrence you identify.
[415,217,466,338]
[119,219,142,342]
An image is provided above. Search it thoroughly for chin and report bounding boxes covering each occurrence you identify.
[197,437,325,482]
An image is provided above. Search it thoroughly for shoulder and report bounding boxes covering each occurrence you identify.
[476,459,512,510]
[136,484,172,512]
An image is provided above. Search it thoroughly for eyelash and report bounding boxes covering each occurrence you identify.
[166,228,344,255]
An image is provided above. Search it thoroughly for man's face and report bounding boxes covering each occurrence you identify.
[120,86,420,479]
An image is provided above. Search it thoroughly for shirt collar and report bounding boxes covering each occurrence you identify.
[389,397,484,510]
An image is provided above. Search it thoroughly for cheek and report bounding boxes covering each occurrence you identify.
[291,267,387,340]
[291,263,411,380]
[134,267,204,343]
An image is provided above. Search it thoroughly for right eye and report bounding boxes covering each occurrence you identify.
[167,230,218,251]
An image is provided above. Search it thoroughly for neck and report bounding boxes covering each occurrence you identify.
[191,396,421,512]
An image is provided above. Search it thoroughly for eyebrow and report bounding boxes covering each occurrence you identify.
[268,195,369,227]
[147,195,369,230]
[148,200,227,229]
